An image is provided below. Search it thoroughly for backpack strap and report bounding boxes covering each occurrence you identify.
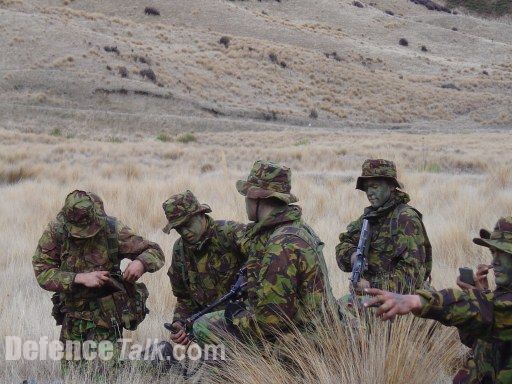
[105,216,121,274]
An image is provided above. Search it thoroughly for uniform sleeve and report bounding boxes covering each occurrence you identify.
[389,208,428,291]
[232,234,308,337]
[417,288,493,339]
[167,240,198,323]
[335,217,363,272]
[116,221,165,273]
[32,222,77,292]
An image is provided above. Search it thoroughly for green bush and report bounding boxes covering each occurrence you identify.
[447,0,512,15]
[156,133,172,142]
[177,132,197,143]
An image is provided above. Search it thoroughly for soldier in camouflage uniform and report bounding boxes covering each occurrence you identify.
[364,216,512,384]
[162,190,246,345]
[192,160,334,346]
[32,190,164,353]
[336,159,432,293]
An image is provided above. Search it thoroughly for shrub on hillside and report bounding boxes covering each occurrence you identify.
[447,0,512,15]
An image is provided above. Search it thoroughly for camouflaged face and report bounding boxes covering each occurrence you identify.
[418,288,512,383]
[473,216,512,255]
[236,160,298,204]
[336,190,431,292]
[356,159,401,191]
[168,219,247,323]
[162,190,211,234]
[63,190,101,238]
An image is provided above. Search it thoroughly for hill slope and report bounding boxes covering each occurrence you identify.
[1,0,511,135]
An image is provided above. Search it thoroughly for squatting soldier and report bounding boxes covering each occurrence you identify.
[336,159,432,293]
[192,160,334,345]
[364,216,512,384]
[162,190,246,345]
[32,190,164,351]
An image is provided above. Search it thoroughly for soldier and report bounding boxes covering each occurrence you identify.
[32,190,165,356]
[162,190,246,346]
[191,160,334,346]
[364,216,512,384]
[336,159,431,293]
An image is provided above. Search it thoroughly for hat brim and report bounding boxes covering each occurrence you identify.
[356,176,402,191]
[162,204,212,234]
[66,219,102,239]
[236,180,298,204]
[473,237,512,254]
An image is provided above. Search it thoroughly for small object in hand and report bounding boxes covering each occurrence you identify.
[459,267,475,285]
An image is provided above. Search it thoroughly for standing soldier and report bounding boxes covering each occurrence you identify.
[32,190,165,357]
[336,159,431,293]
[191,160,334,346]
[162,190,246,345]
[364,216,512,384]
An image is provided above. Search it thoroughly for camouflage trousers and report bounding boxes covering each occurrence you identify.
[60,316,121,363]
[192,310,236,347]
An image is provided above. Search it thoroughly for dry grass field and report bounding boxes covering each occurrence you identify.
[1,127,511,383]
[1,0,512,382]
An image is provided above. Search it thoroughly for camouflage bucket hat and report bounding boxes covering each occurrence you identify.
[162,190,211,234]
[356,159,403,191]
[63,190,102,238]
[473,217,512,254]
[236,160,298,204]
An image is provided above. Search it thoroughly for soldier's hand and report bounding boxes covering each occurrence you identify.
[350,251,358,267]
[123,260,145,283]
[354,278,370,294]
[169,322,190,345]
[363,288,422,321]
[74,271,111,288]
[475,264,491,290]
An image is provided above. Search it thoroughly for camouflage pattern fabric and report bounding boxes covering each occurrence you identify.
[192,310,229,346]
[336,190,431,292]
[32,191,165,345]
[417,287,512,384]
[230,204,333,341]
[356,158,402,191]
[168,216,246,323]
[162,190,212,234]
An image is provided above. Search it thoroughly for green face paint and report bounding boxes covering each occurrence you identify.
[492,249,512,288]
[176,214,206,244]
[364,179,393,209]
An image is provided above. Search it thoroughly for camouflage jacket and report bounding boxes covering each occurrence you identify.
[232,205,333,339]
[32,213,164,310]
[168,216,246,323]
[417,287,512,384]
[336,190,431,292]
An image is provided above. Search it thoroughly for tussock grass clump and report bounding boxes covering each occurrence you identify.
[177,132,197,143]
[0,165,38,184]
[212,307,460,384]
[156,133,172,142]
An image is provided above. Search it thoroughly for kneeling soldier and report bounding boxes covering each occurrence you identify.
[192,160,334,346]
[32,190,165,357]
[162,190,246,346]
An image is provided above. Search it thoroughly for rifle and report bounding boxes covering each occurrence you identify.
[164,266,247,337]
[350,219,371,292]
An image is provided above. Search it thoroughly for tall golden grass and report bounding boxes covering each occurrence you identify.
[1,127,511,383]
